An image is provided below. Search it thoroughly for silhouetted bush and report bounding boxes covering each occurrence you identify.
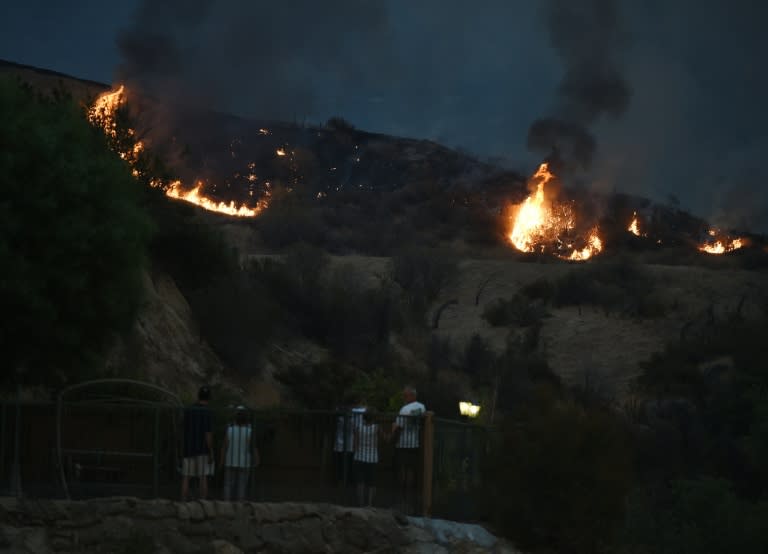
[391,247,457,323]
[247,252,401,369]
[275,361,358,409]
[520,278,556,303]
[554,257,666,318]
[483,295,549,327]
[427,334,454,381]
[0,78,151,385]
[256,190,327,249]
[325,116,356,133]
[462,334,495,378]
[487,386,634,554]
[149,195,239,293]
[620,479,768,554]
[188,274,278,375]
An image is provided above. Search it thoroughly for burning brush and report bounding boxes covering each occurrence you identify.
[698,229,745,255]
[507,162,603,261]
[88,85,267,217]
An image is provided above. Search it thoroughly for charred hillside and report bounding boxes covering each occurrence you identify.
[3,58,767,262]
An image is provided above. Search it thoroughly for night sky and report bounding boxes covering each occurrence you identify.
[2,0,767,231]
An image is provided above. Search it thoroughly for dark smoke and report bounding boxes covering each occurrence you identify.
[116,0,394,120]
[527,0,631,170]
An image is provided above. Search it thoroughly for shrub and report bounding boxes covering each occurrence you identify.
[483,295,549,327]
[325,116,356,133]
[620,479,768,554]
[487,388,634,553]
[391,247,457,323]
[554,257,665,318]
[188,274,279,375]
[149,194,239,292]
[462,334,495,379]
[520,278,556,303]
[0,78,151,385]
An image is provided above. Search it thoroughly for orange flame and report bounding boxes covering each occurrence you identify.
[509,163,556,252]
[628,212,641,236]
[167,181,266,217]
[699,237,744,254]
[89,86,265,217]
[507,162,602,260]
[567,232,603,261]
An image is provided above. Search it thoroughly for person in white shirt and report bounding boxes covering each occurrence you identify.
[220,406,259,501]
[333,401,366,488]
[353,409,388,507]
[391,386,426,513]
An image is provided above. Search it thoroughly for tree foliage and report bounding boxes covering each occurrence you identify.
[488,386,634,553]
[0,79,150,385]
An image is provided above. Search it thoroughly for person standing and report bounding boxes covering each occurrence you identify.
[353,409,388,507]
[333,399,366,489]
[220,406,259,501]
[392,386,426,513]
[181,386,214,501]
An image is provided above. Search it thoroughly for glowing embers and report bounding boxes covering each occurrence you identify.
[507,163,603,261]
[89,85,266,218]
[699,229,745,254]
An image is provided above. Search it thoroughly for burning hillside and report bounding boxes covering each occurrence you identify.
[88,85,268,217]
[81,79,756,258]
[698,231,745,254]
[507,162,603,261]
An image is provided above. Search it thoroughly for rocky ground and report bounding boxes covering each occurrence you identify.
[0,497,520,554]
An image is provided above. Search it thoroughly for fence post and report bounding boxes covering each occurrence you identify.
[11,385,22,498]
[0,404,5,490]
[153,407,160,498]
[421,411,434,517]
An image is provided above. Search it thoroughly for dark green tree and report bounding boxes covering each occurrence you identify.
[0,79,151,386]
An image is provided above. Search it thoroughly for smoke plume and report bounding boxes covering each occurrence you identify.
[116,0,394,120]
[527,0,631,170]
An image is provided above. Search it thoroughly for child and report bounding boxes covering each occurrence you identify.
[220,406,259,501]
[353,409,387,507]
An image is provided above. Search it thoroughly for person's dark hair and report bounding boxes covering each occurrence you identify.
[363,408,377,424]
[198,386,211,402]
[236,409,248,425]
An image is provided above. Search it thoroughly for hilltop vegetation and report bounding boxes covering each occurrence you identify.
[0,78,150,385]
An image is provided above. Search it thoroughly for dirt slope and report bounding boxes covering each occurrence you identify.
[326,255,765,397]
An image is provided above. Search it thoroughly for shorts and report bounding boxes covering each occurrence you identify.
[182,455,214,477]
[353,461,377,486]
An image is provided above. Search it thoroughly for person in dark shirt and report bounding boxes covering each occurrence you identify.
[181,386,214,500]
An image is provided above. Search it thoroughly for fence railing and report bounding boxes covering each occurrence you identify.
[0,401,491,519]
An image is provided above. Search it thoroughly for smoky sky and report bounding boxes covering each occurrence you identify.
[116,0,396,119]
[1,0,767,231]
[527,0,631,171]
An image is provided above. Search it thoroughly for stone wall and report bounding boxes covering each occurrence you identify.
[0,497,520,553]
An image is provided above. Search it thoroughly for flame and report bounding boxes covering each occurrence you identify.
[567,232,603,261]
[276,148,286,156]
[698,228,745,254]
[507,162,602,260]
[88,85,125,137]
[699,237,744,254]
[628,212,641,236]
[509,163,555,252]
[167,181,266,217]
[89,85,265,217]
